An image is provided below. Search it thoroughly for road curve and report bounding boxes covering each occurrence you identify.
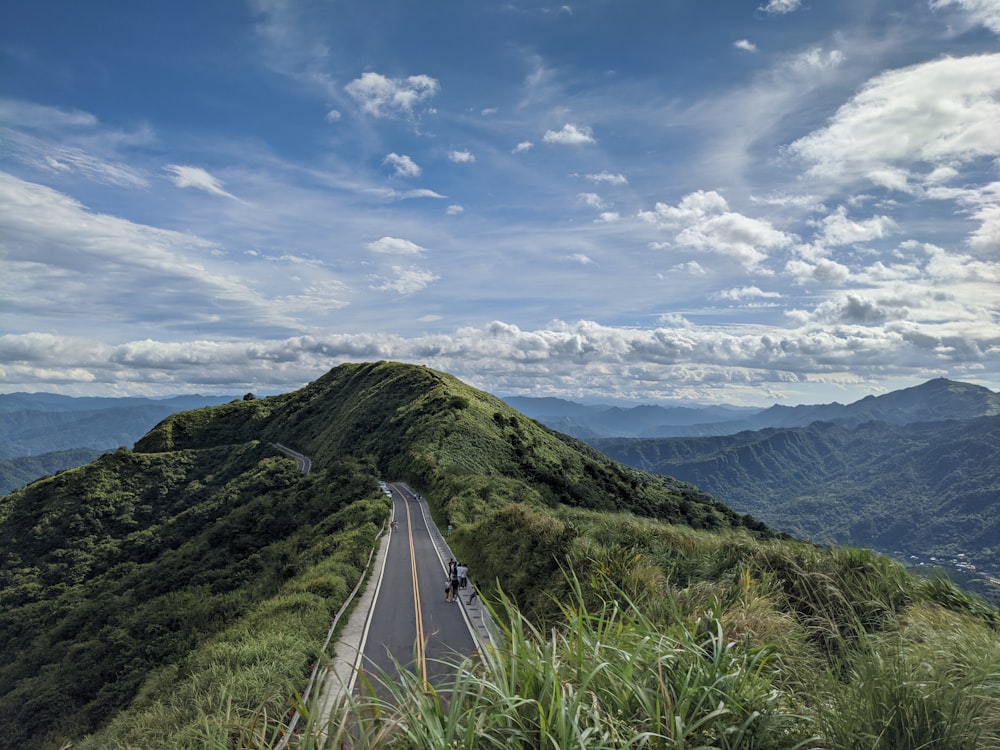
[273,443,311,474]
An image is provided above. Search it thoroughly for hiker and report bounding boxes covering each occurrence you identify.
[467,582,478,605]
[449,568,460,602]
[456,562,468,589]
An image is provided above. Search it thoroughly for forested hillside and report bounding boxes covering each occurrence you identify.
[594,416,1000,591]
[0,447,105,495]
[2,362,997,749]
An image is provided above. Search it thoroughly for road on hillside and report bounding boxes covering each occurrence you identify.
[354,482,478,696]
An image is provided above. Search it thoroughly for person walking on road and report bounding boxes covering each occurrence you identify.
[456,562,468,590]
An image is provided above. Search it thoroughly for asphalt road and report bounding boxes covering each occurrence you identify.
[355,482,478,696]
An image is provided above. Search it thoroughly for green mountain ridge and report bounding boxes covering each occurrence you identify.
[2,362,998,749]
[593,415,1000,588]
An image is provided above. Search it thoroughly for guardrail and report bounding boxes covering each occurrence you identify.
[274,521,385,749]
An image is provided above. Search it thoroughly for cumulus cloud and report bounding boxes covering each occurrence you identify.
[512,141,534,153]
[788,54,1000,190]
[639,190,795,270]
[383,152,421,178]
[164,164,241,200]
[789,293,909,325]
[567,253,594,265]
[543,123,596,145]
[448,149,475,163]
[344,71,440,118]
[446,204,464,215]
[369,265,439,293]
[816,206,898,246]
[8,313,996,402]
[366,236,426,255]
[595,211,620,223]
[734,39,758,52]
[325,109,342,122]
[785,255,852,285]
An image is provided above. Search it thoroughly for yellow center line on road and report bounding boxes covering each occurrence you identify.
[404,496,428,691]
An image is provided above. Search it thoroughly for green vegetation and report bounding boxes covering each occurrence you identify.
[2,361,997,748]
[0,447,105,495]
[0,437,387,749]
[233,553,1000,749]
[595,416,1000,590]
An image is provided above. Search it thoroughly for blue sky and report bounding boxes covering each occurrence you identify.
[2,0,999,405]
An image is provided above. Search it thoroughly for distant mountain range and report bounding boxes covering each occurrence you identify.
[505,378,1000,439]
[585,379,1000,599]
[0,393,236,494]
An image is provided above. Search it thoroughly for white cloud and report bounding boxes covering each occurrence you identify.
[344,71,440,118]
[448,149,476,163]
[595,211,620,223]
[585,170,628,185]
[0,172,330,337]
[577,192,605,209]
[543,123,596,145]
[759,0,801,14]
[481,107,498,116]
[383,152,421,178]
[931,0,1000,35]
[734,39,758,53]
[400,188,446,200]
[671,261,707,275]
[366,236,426,255]
[325,109,342,122]
[4,128,148,188]
[790,293,909,325]
[164,164,240,200]
[816,206,898,246]
[785,255,852,285]
[791,47,845,74]
[788,54,1000,189]
[639,190,794,270]
[512,141,534,153]
[5,309,999,402]
[567,253,594,265]
[446,204,464,215]
[714,286,782,301]
[370,265,439,293]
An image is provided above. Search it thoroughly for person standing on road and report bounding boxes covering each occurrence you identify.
[445,559,457,601]
[456,562,468,590]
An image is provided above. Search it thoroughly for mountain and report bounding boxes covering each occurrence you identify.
[504,396,764,439]
[506,378,1000,439]
[0,362,762,749]
[594,415,1000,593]
[2,362,996,749]
[0,392,236,459]
[0,448,106,495]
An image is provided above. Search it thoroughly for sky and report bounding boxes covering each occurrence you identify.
[2,0,999,406]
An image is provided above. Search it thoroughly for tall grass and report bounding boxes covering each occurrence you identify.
[265,552,1000,750]
[813,612,1000,749]
[285,571,815,749]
